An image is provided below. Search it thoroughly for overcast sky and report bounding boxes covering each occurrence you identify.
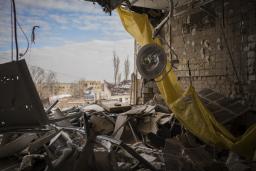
[0,0,134,82]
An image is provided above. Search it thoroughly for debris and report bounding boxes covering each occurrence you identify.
[0,59,255,171]
[97,135,159,171]
[98,100,131,113]
[46,100,59,114]
[81,104,105,112]
[19,154,45,171]
[164,136,228,171]
[198,88,250,125]
[49,108,73,127]
[0,133,37,158]
[137,112,171,134]
[90,114,114,134]
[112,114,128,139]
[154,104,171,113]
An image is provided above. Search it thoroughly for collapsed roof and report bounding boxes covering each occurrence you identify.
[85,0,170,13]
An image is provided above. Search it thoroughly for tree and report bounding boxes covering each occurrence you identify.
[124,56,130,81]
[29,65,57,98]
[30,66,46,85]
[29,66,46,97]
[113,51,120,85]
[45,71,57,84]
[70,81,80,98]
[46,71,57,96]
[117,73,122,84]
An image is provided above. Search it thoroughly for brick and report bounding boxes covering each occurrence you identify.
[248,58,255,66]
[153,0,256,101]
[248,34,256,42]
[248,42,256,50]
[248,67,254,74]
[249,75,256,81]
[243,46,249,52]
[247,51,256,58]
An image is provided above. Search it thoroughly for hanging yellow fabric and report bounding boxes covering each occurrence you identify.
[117,6,256,158]
[117,7,160,46]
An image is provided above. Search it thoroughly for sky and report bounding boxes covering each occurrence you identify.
[0,0,134,82]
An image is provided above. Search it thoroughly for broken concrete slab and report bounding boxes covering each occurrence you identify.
[98,101,131,113]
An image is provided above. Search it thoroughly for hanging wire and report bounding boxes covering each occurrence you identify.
[10,0,38,60]
[27,26,40,60]
[11,0,19,61]
[17,20,30,58]
[10,0,14,61]
[152,0,173,39]
[200,5,244,95]
[220,24,243,94]
[31,26,40,44]
[159,36,179,67]
[187,60,193,85]
[180,22,195,86]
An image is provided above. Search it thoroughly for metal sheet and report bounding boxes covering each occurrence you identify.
[0,60,48,132]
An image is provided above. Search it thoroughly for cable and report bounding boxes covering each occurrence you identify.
[220,24,243,94]
[31,26,40,44]
[11,0,19,61]
[10,0,35,60]
[27,26,39,60]
[17,20,30,58]
[152,0,173,38]
[199,5,244,95]
[10,0,14,61]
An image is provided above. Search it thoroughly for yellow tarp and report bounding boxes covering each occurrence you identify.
[117,7,256,158]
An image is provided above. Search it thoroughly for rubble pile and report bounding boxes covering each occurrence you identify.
[0,60,256,171]
[1,99,256,171]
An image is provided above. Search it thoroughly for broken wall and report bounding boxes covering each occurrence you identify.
[158,0,256,108]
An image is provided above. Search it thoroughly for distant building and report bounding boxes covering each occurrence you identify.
[78,80,104,101]
[53,83,73,95]
[35,82,72,99]
[103,80,131,103]
[37,80,131,104]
